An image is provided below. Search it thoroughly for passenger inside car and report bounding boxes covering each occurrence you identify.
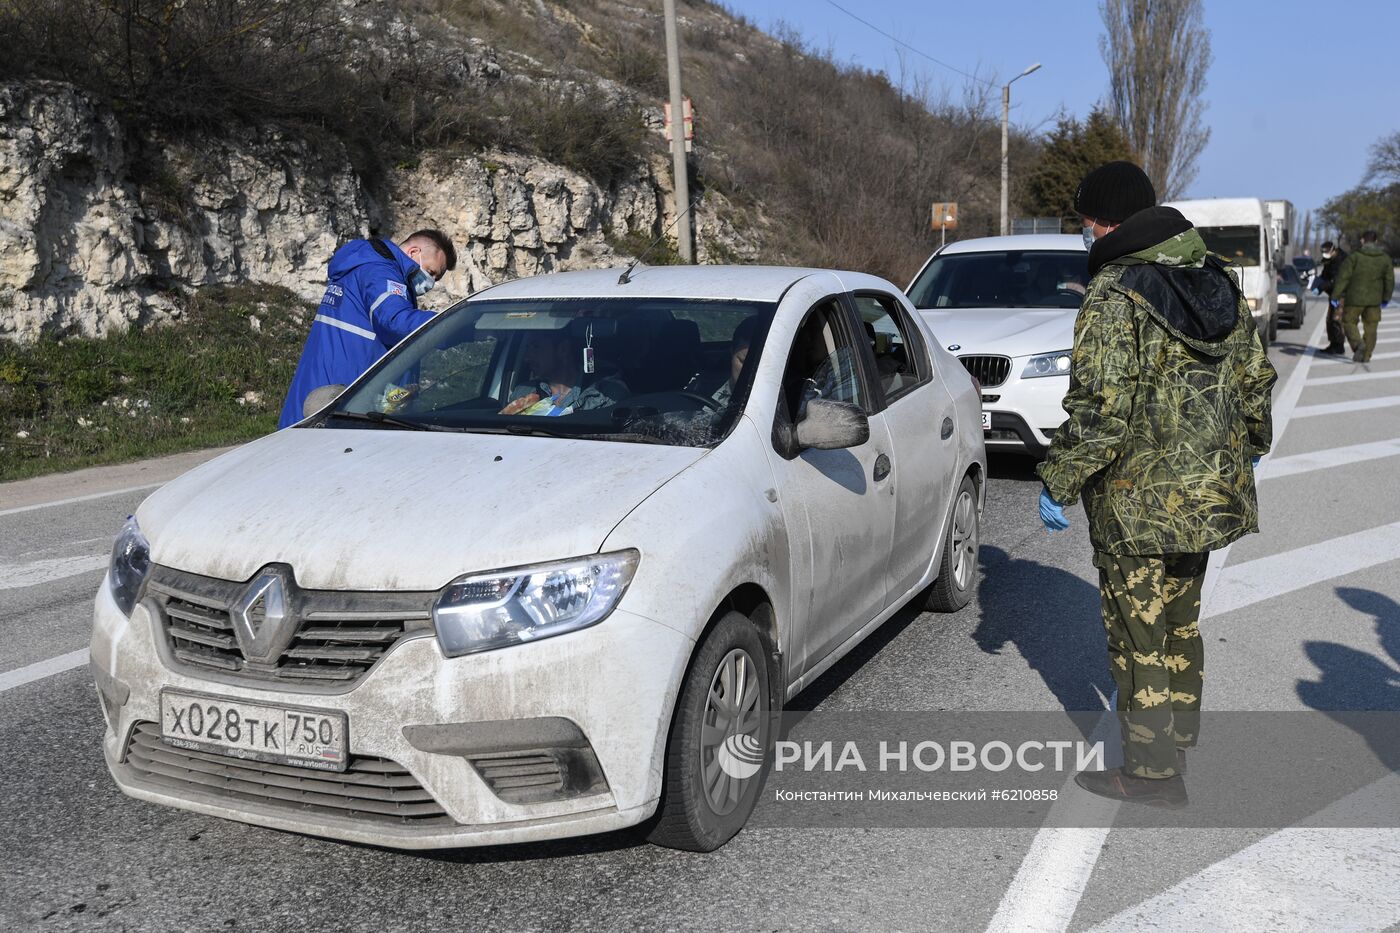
[500,329,629,416]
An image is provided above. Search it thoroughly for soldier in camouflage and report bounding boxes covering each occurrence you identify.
[1037,161,1278,807]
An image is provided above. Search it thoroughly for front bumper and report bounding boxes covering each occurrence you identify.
[977,369,1068,455]
[91,577,693,849]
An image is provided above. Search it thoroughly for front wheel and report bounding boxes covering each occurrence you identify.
[925,475,980,612]
[647,611,773,851]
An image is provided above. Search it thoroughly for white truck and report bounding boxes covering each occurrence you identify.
[1266,198,1295,267]
[1163,197,1279,343]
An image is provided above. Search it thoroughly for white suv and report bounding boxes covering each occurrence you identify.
[907,234,1087,456]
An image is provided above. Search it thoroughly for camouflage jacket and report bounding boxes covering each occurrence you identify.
[1334,244,1395,307]
[1038,222,1278,556]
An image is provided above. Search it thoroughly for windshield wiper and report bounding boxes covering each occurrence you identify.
[502,423,673,445]
[326,410,452,432]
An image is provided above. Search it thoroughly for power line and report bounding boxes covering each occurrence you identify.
[819,0,995,87]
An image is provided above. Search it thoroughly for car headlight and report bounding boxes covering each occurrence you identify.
[1021,351,1072,379]
[1278,292,1297,304]
[108,517,151,616]
[1246,298,1260,312]
[432,550,640,657]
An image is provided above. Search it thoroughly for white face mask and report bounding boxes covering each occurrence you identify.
[1082,226,1097,250]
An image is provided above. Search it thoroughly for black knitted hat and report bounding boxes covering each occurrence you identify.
[1074,161,1157,224]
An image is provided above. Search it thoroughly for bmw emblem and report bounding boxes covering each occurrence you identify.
[947,344,961,351]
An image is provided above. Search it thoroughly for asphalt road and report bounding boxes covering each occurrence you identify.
[2,296,1398,932]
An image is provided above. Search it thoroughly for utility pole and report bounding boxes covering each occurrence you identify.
[1000,62,1041,236]
[662,0,694,263]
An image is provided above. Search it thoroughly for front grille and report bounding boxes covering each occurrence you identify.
[148,565,434,687]
[125,721,453,827]
[958,355,1012,388]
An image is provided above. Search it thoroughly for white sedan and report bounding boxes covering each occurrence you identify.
[907,234,1088,456]
[92,265,986,852]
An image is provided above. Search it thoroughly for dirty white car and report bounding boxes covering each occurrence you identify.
[907,234,1088,456]
[92,266,986,852]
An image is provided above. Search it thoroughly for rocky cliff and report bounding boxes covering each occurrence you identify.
[0,79,760,342]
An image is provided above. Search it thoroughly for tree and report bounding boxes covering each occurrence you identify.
[1099,0,1212,200]
[1319,186,1400,253]
[1023,107,1136,232]
[1366,130,1400,185]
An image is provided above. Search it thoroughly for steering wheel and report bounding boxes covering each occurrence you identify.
[675,391,724,411]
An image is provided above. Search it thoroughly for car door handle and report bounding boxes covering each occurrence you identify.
[940,417,954,440]
[873,453,891,482]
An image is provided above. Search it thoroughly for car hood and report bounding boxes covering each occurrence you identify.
[138,428,706,590]
[917,308,1077,357]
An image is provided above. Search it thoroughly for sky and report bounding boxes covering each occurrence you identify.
[724,0,1398,237]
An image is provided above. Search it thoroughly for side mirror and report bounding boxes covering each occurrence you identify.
[303,384,347,419]
[795,399,870,450]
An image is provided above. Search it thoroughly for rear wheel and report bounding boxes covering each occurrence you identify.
[1267,312,1279,344]
[925,475,980,612]
[647,611,773,851]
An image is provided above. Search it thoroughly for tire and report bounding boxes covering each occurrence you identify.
[925,474,980,612]
[1267,312,1278,344]
[646,610,773,852]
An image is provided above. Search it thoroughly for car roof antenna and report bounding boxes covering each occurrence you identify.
[618,197,700,285]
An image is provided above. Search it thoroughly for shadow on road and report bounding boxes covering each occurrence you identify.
[1297,587,1400,712]
[1296,587,1400,778]
[971,544,1111,713]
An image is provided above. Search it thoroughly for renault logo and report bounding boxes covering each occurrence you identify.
[232,569,296,664]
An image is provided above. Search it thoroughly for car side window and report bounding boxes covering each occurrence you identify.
[851,294,929,402]
[780,300,865,423]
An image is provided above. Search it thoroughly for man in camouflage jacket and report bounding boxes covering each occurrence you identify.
[1037,161,1278,806]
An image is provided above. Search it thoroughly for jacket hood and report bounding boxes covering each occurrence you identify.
[1358,243,1390,258]
[1088,206,1198,276]
[135,428,706,590]
[1097,207,1239,356]
[327,238,417,283]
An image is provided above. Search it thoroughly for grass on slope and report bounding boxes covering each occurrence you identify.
[0,286,311,483]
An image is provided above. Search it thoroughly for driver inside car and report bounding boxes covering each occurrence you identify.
[499,329,629,416]
[708,315,760,408]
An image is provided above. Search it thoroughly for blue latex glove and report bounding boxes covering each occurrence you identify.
[1383,301,1390,309]
[1251,455,1261,468]
[1039,488,1070,532]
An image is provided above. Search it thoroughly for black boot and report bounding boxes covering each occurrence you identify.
[1074,768,1188,808]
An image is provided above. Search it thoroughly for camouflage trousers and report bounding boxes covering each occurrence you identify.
[1094,551,1209,779]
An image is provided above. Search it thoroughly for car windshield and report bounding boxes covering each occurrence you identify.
[319,297,776,448]
[907,250,1089,309]
[1198,225,1261,267]
[1279,265,1300,284]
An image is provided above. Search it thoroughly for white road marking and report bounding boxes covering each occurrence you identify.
[1088,776,1400,932]
[1308,369,1400,387]
[1292,395,1400,419]
[1259,437,1400,481]
[0,482,163,518]
[1202,519,1400,619]
[1312,350,1400,364]
[987,314,1328,933]
[1375,337,1400,346]
[0,554,109,590]
[0,649,89,693]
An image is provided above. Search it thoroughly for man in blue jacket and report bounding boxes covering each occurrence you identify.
[278,229,457,427]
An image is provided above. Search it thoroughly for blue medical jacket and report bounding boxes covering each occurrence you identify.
[278,238,435,428]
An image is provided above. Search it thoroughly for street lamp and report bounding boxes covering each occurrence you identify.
[1000,62,1041,237]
